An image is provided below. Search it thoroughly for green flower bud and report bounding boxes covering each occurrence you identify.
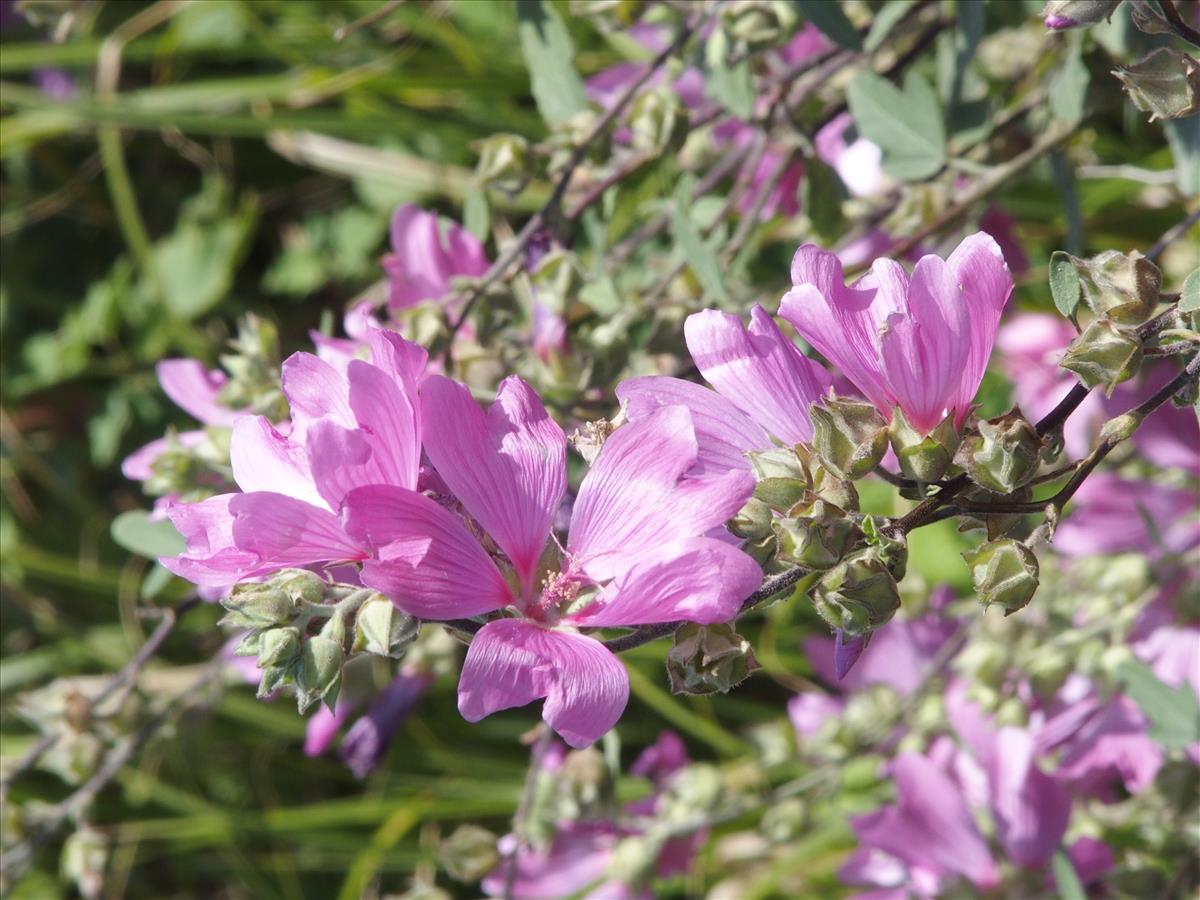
[295,635,344,713]
[760,797,807,843]
[774,498,860,570]
[1071,250,1163,324]
[661,763,723,818]
[861,515,907,581]
[220,586,296,629]
[473,133,531,195]
[1115,48,1200,122]
[957,411,1042,494]
[438,825,499,883]
[889,408,960,485]
[747,447,806,480]
[753,477,808,513]
[257,663,290,699]
[353,595,420,658]
[725,0,798,46]
[607,835,661,886]
[270,568,327,605]
[1027,649,1072,695]
[809,398,889,480]
[1060,319,1143,396]
[731,496,774,540]
[1041,0,1120,29]
[61,825,109,900]
[795,445,859,511]
[628,86,686,156]
[963,539,1039,615]
[743,533,779,567]
[257,626,301,669]
[812,553,901,637]
[666,623,760,695]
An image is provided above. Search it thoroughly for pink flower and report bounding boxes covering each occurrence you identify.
[383,204,488,312]
[342,376,760,747]
[1052,472,1200,560]
[815,113,885,199]
[845,752,1000,893]
[121,359,246,482]
[161,329,426,587]
[339,667,433,778]
[780,232,1013,434]
[617,306,832,477]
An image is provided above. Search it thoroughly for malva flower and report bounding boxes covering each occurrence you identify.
[780,232,1013,436]
[617,306,832,477]
[161,329,425,586]
[121,358,247,484]
[383,204,489,312]
[341,375,760,747]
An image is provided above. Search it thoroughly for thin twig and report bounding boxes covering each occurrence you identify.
[1146,207,1200,263]
[501,726,555,899]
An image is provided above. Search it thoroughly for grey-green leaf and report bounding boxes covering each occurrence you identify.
[1051,850,1087,900]
[1180,268,1200,313]
[792,0,862,51]
[671,176,729,303]
[803,157,846,244]
[864,0,913,53]
[112,510,186,558]
[516,0,587,127]
[1050,40,1090,125]
[1115,659,1200,750]
[846,70,945,181]
[1049,251,1082,318]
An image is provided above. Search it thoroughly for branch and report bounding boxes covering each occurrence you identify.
[1158,0,1200,48]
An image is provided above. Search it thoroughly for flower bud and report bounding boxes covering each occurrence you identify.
[439,824,499,882]
[1071,250,1162,324]
[353,595,421,658]
[661,763,723,817]
[753,477,808,513]
[628,86,686,156]
[607,835,661,886]
[667,623,760,695]
[956,411,1042,494]
[1114,48,1200,122]
[861,515,908,581]
[748,447,805,480]
[1041,0,1120,29]
[888,408,960,485]
[473,133,531,196]
[812,554,901,637]
[774,498,860,570]
[962,539,1039,615]
[795,445,859,511]
[809,398,889,481]
[295,635,344,713]
[760,797,807,843]
[257,626,301,669]
[731,496,774,540]
[220,586,296,629]
[1060,319,1143,395]
[271,568,327,605]
[725,0,798,46]
[61,826,109,900]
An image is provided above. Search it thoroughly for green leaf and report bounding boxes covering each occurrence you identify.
[1049,251,1082,318]
[671,176,729,303]
[462,186,491,241]
[1180,268,1200,313]
[803,158,846,244]
[864,0,913,53]
[1049,151,1083,255]
[1050,39,1090,125]
[846,70,945,180]
[515,0,587,127]
[153,195,258,320]
[111,510,186,558]
[792,0,862,51]
[1115,659,1200,749]
[1051,849,1087,900]
[1166,115,1200,195]
[703,29,755,120]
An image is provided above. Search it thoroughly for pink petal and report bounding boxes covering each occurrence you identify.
[421,375,565,594]
[280,351,354,438]
[852,752,999,889]
[572,537,761,627]
[341,484,512,619]
[458,619,630,748]
[229,492,364,569]
[160,494,261,586]
[347,357,421,490]
[305,420,385,512]
[987,727,1071,868]
[385,206,488,310]
[122,430,207,481]
[779,248,896,414]
[229,417,324,508]
[945,232,1013,419]
[568,407,753,581]
[788,692,845,739]
[366,327,428,389]
[684,306,832,445]
[616,375,770,475]
[156,359,241,427]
